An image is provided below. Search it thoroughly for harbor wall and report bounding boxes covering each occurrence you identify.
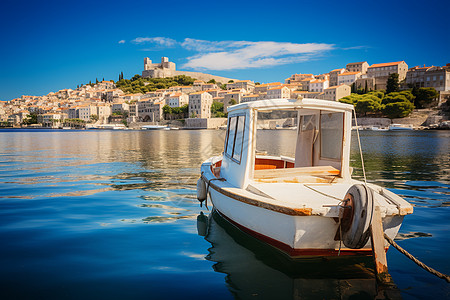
[185,118,227,129]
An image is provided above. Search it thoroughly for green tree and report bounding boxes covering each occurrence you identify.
[368,90,385,99]
[90,114,99,122]
[382,101,414,118]
[339,94,362,105]
[399,90,415,102]
[162,105,172,115]
[229,98,237,105]
[207,79,216,84]
[355,96,382,116]
[228,80,234,83]
[131,74,142,81]
[23,113,38,125]
[382,93,409,105]
[386,73,400,94]
[211,101,224,117]
[96,78,99,84]
[412,87,439,108]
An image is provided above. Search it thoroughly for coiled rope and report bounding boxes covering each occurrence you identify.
[384,233,450,283]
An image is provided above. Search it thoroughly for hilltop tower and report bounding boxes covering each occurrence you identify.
[142,57,176,78]
[144,57,152,71]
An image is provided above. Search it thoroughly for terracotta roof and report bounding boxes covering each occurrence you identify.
[369,61,404,68]
[330,68,345,73]
[268,86,288,90]
[338,72,361,76]
[347,61,367,65]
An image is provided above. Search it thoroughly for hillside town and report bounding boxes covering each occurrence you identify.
[1,57,449,129]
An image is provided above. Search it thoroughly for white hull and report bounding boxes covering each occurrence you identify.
[208,180,403,256]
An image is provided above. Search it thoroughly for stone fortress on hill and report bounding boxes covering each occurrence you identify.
[142,57,236,83]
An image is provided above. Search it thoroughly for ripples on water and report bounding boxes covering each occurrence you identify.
[0,129,448,299]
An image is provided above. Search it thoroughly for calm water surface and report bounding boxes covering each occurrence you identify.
[0,129,448,299]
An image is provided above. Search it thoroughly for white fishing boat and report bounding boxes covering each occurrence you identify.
[197,98,413,257]
[389,124,414,131]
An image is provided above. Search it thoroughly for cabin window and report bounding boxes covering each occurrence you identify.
[225,115,246,163]
[320,112,343,160]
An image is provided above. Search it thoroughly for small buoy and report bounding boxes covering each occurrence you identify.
[341,184,374,249]
[197,177,207,202]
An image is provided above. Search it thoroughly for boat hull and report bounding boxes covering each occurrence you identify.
[208,186,403,257]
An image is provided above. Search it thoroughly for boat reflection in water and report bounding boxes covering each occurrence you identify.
[197,210,401,300]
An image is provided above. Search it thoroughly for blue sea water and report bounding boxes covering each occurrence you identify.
[0,129,448,299]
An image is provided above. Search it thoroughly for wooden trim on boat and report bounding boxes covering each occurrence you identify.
[203,173,312,216]
[216,208,375,257]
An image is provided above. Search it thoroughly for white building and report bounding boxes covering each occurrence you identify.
[226,80,255,93]
[309,79,329,92]
[112,103,130,113]
[338,72,362,86]
[267,86,291,99]
[166,93,189,108]
[189,91,213,118]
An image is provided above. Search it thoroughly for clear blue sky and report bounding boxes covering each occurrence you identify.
[1,0,449,101]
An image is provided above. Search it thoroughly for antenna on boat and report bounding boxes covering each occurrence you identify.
[352,109,367,186]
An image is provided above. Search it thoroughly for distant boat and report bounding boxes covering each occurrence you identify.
[389,124,414,131]
[369,126,389,131]
[96,124,126,130]
[141,125,168,130]
[85,124,99,129]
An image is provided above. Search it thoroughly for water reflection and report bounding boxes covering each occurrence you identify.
[350,131,450,186]
[199,211,401,300]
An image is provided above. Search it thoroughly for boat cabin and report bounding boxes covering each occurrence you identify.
[217,99,353,189]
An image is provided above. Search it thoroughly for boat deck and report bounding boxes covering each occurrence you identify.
[253,166,339,184]
[204,156,410,217]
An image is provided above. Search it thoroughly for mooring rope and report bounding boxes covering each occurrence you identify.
[384,233,450,283]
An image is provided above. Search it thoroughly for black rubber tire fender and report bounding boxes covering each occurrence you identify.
[341,184,374,249]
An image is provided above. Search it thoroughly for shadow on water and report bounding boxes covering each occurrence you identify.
[198,211,401,300]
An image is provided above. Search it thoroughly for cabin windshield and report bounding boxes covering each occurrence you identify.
[253,109,344,180]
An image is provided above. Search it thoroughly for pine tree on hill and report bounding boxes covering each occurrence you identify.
[386,73,400,94]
